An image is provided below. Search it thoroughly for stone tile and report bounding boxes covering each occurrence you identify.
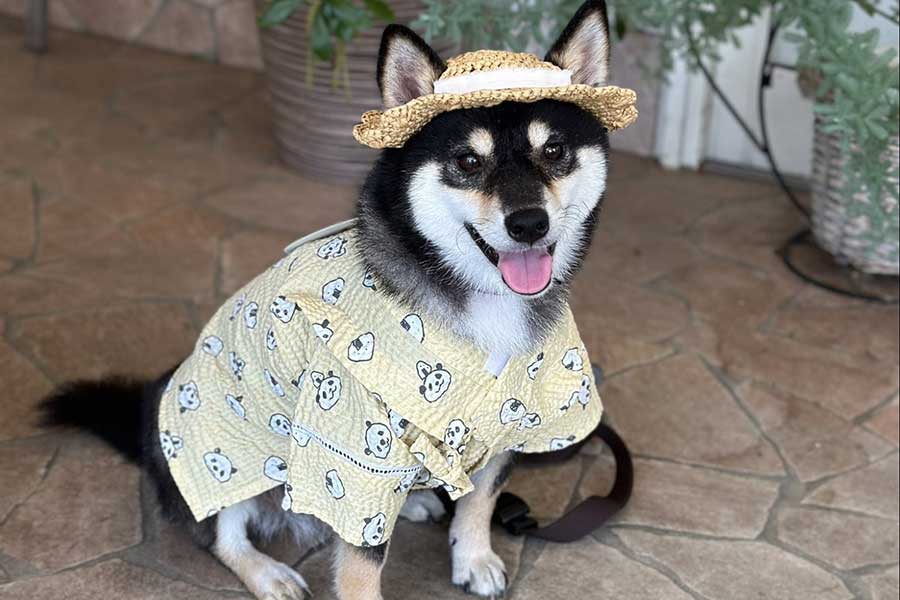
[110,70,258,140]
[618,530,852,600]
[32,217,221,304]
[9,301,196,381]
[693,198,805,272]
[585,229,701,285]
[740,383,894,482]
[0,272,121,318]
[659,258,795,329]
[0,436,58,521]
[0,177,35,262]
[215,0,263,70]
[33,196,121,263]
[510,537,693,600]
[804,454,900,520]
[506,457,584,521]
[865,396,900,446]
[300,520,525,599]
[777,507,899,570]
[602,355,784,475]
[0,558,225,599]
[0,435,141,571]
[0,339,53,442]
[719,329,899,419]
[65,0,161,40]
[221,229,297,296]
[202,176,357,234]
[769,303,899,365]
[139,0,215,59]
[571,282,688,375]
[860,566,900,600]
[581,458,779,538]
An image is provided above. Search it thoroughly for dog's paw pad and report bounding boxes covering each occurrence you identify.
[452,550,507,598]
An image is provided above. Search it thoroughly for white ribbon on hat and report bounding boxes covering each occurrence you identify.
[433,67,573,95]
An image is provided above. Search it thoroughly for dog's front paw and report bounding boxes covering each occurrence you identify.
[246,559,310,600]
[399,491,447,523]
[452,550,507,598]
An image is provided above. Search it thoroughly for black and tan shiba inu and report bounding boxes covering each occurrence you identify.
[43,2,620,598]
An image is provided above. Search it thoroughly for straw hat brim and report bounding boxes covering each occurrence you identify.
[353,84,638,149]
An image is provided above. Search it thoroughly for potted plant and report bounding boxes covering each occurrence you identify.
[604,0,899,276]
[256,0,454,183]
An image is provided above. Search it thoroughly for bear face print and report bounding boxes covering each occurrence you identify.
[229,293,246,321]
[499,398,527,425]
[361,512,387,547]
[225,394,247,420]
[321,278,345,305]
[400,314,425,343]
[164,376,174,394]
[264,369,286,397]
[416,361,452,403]
[201,335,224,357]
[317,236,347,260]
[561,348,584,372]
[310,371,342,410]
[561,376,592,412]
[549,435,577,451]
[228,351,245,381]
[362,269,377,291]
[388,409,409,438]
[177,381,200,413]
[444,419,470,453]
[265,327,278,351]
[159,430,183,460]
[291,423,311,447]
[312,319,334,344]
[526,352,544,380]
[291,370,307,391]
[263,455,289,483]
[270,296,299,324]
[347,332,375,362]
[517,412,542,432]
[243,301,259,329]
[325,469,346,499]
[364,421,392,459]
[204,449,237,483]
[281,483,293,511]
[269,413,292,437]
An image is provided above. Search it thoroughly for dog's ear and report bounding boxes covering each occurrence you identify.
[377,24,446,109]
[545,0,610,87]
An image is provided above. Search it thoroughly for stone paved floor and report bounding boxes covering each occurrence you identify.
[1,17,898,600]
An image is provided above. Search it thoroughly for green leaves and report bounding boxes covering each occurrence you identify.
[258,0,302,28]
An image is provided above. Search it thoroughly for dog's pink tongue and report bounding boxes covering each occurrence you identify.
[498,249,552,295]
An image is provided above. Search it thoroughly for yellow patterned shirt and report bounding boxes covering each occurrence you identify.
[158,225,602,546]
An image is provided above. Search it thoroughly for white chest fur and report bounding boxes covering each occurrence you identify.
[457,293,534,359]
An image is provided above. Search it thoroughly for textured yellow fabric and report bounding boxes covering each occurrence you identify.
[352,49,638,149]
[158,226,603,547]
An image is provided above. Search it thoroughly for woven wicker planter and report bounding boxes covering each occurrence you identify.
[257,1,451,183]
[810,115,900,275]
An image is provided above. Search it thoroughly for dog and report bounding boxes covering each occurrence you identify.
[41,2,616,598]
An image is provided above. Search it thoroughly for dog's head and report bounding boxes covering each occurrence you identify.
[366,1,611,299]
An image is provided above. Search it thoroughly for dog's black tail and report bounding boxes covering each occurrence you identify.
[40,374,164,464]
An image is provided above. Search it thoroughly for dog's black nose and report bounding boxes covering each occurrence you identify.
[505,209,549,244]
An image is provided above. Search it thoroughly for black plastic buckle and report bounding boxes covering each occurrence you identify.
[493,492,538,536]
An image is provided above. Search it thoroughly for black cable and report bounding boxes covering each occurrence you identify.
[685,20,898,304]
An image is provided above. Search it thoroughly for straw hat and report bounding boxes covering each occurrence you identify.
[353,49,638,149]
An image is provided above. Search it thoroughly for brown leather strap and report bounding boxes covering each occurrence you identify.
[493,422,633,543]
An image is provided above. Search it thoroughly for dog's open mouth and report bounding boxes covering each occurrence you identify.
[465,223,556,296]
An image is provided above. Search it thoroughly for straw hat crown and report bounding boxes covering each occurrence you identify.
[353,49,638,149]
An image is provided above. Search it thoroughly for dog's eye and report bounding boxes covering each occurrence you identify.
[543,143,564,161]
[456,153,482,173]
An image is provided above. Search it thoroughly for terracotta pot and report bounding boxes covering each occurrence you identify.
[257,0,452,183]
